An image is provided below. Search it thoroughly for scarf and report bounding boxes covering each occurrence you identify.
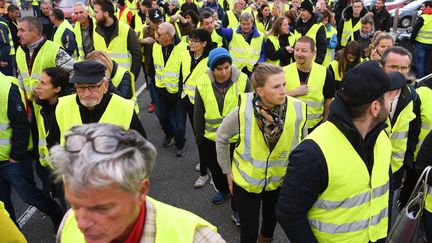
[252,94,286,145]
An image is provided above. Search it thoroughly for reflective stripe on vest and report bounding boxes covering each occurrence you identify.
[33,103,52,168]
[180,52,208,104]
[284,62,326,128]
[0,79,12,161]
[0,21,15,55]
[341,18,361,47]
[56,94,135,145]
[306,122,391,242]
[16,40,60,96]
[152,41,187,93]
[93,21,132,71]
[232,92,307,193]
[415,86,432,158]
[229,30,264,72]
[416,14,432,44]
[386,89,417,161]
[196,72,248,142]
[60,196,218,243]
[53,20,76,59]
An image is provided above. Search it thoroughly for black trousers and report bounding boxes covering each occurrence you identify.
[200,138,237,210]
[234,184,280,243]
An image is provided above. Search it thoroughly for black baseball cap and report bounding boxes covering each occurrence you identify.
[387,71,408,90]
[340,61,395,106]
[148,8,163,23]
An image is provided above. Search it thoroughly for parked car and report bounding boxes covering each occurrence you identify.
[363,0,376,10]
[395,27,432,78]
[55,0,87,23]
[389,0,427,28]
[385,0,413,11]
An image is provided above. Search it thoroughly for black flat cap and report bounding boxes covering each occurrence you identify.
[70,61,106,84]
[340,61,391,106]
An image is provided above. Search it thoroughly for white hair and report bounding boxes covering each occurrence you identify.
[51,123,157,195]
[169,0,180,8]
[73,2,88,11]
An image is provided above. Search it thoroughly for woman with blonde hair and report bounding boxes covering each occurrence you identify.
[265,17,295,66]
[86,50,136,101]
[217,63,307,242]
[367,31,394,61]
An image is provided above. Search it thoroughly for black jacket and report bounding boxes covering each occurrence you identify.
[47,93,146,148]
[372,6,391,32]
[3,15,19,50]
[294,14,327,64]
[109,61,133,99]
[275,95,388,242]
[336,6,368,50]
[1,83,29,162]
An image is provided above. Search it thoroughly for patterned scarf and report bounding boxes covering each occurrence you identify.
[252,94,286,145]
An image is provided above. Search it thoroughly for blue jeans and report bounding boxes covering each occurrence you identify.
[415,42,432,79]
[155,87,187,149]
[0,158,64,230]
[146,76,156,104]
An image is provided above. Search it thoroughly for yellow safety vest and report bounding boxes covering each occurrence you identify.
[0,201,27,243]
[55,94,134,145]
[323,26,337,67]
[180,52,208,104]
[294,23,323,42]
[229,31,263,72]
[16,40,60,96]
[111,64,139,113]
[33,104,52,168]
[125,0,138,13]
[256,18,271,34]
[341,18,361,47]
[226,10,240,29]
[385,91,416,173]
[93,21,132,71]
[0,21,14,55]
[306,122,391,242]
[53,20,76,59]
[73,18,95,61]
[416,14,432,44]
[211,30,223,48]
[0,78,12,161]
[196,72,248,142]
[266,34,296,66]
[284,62,327,128]
[415,86,432,158]
[329,60,342,82]
[60,197,218,243]
[152,41,187,93]
[232,92,307,193]
[32,0,38,6]
[133,13,145,34]
[116,7,133,25]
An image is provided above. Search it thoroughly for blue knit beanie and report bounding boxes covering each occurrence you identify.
[207,48,232,71]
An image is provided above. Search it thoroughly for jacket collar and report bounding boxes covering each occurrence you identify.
[235,25,261,38]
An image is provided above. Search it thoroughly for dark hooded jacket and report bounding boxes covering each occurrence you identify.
[336,6,368,50]
[372,5,391,32]
[275,95,389,242]
[294,13,327,64]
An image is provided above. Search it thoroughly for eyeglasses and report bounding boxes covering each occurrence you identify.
[385,65,410,73]
[65,134,128,154]
[75,82,103,92]
[187,37,202,43]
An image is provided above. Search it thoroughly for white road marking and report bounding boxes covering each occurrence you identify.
[136,83,147,97]
[17,206,37,228]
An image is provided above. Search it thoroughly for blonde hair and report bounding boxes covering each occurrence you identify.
[86,51,113,79]
[251,63,283,91]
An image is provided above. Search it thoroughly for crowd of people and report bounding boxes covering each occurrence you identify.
[0,0,432,242]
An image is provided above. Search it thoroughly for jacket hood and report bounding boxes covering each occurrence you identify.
[295,13,319,28]
[342,6,368,20]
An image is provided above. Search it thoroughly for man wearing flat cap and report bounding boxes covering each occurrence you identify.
[47,61,146,147]
[276,61,399,242]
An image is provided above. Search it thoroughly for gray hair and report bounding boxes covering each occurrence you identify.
[159,22,176,37]
[51,123,157,195]
[169,0,180,8]
[40,0,52,8]
[19,16,42,37]
[73,2,88,10]
[239,12,254,23]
